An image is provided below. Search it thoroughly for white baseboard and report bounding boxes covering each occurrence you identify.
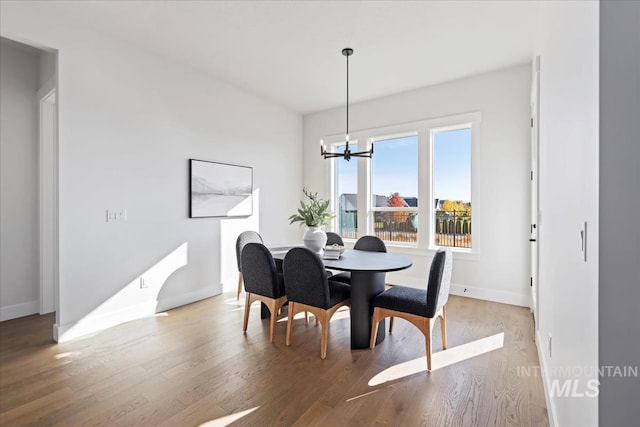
[55,287,219,342]
[0,300,39,321]
[536,329,559,427]
[449,284,530,307]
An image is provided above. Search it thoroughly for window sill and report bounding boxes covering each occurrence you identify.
[342,239,479,261]
[386,244,480,261]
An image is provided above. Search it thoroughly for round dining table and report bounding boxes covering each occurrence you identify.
[271,247,413,349]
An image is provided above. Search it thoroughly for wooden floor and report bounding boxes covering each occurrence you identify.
[0,293,548,426]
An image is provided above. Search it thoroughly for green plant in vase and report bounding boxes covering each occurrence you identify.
[289,188,334,254]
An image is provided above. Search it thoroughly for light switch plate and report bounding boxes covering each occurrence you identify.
[106,209,127,222]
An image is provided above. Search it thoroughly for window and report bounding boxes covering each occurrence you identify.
[371,135,418,244]
[334,143,358,239]
[329,112,479,252]
[432,127,472,249]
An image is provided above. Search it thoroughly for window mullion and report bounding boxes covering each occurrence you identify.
[418,129,430,249]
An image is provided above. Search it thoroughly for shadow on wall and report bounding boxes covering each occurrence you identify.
[57,242,189,342]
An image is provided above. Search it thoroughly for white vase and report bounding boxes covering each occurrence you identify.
[303,226,327,255]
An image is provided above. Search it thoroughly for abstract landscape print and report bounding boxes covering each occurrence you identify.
[189,159,252,218]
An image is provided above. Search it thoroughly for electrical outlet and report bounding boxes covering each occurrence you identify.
[139,277,149,289]
[548,334,552,358]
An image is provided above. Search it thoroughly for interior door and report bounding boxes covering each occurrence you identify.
[529,56,540,326]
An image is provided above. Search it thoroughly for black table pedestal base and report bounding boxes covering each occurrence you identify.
[349,271,386,349]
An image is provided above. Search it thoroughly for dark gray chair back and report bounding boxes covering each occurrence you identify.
[354,235,387,252]
[425,249,447,318]
[326,232,344,246]
[236,230,263,272]
[283,247,331,309]
[241,243,284,299]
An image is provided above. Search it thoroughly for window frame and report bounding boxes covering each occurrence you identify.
[429,122,475,252]
[325,111,481,256]
[331,140,360,241]
[369,132,420,246]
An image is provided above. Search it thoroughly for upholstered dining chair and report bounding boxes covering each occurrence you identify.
[369,247,453,371]
[235,230,263,300]
[283,247,351,359]
[241,243,288,343]
[325,232,345,247]
[330,235,387,284]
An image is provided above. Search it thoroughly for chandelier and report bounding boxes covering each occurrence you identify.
[320,48,373,161]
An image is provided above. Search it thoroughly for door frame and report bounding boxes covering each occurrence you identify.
[37,77,58,317]
[530,56,541,326]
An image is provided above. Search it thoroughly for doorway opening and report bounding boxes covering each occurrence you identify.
[0,37,58,338]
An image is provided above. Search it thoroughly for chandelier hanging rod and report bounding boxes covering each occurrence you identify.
[320,47,374,161]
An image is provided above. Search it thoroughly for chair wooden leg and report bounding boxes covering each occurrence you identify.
[268,300,278,343]
[440,305,447,349]
[304,311,309,324]
[319,312,329,359]
[237,272,243,301]
[286,302,295,346]
[425,318,433,371]
[242,292,251,332]
[370,309,381,349]
[389,317,394,333]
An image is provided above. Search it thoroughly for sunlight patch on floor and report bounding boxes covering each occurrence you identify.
[368,332,504,386]
[224,298,245,313]
[346,389,380,402]
[330,307,351,322]
[276,311,311,323]
[54,351,80,360]
[275,306,350,323]
[198,406,259,427]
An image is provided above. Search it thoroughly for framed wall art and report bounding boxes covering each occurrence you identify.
[189,159,253,218]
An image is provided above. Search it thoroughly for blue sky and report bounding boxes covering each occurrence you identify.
[336,128,471,203]
[433,128,471,202]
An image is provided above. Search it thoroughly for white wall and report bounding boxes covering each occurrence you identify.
[38,49,55,88]
[1,3,302,340]
[534,2,599,426]
[304,64,532,306]
[0,40,40,320]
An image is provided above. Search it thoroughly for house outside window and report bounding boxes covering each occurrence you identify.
[334,143,358,239]
[370,135,418,244]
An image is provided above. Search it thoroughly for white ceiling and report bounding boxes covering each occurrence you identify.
[38,0,540,115]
